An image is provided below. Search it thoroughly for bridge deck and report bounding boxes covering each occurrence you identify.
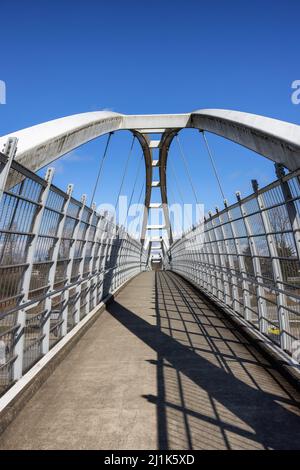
[1,271,300,450]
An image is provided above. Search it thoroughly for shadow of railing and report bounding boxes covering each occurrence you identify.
[106,271,300,450]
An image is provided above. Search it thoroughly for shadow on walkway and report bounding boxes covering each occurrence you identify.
[106,271,300,450]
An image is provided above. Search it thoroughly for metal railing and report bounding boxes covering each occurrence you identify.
[164,167,300,360]
[0,140,147,395]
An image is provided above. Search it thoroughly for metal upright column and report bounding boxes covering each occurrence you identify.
[213,207,233,307]
[77,203,96,318]
[206,217,222,299]
[237,192,268,334]
[190,228,199,285]
[95,217,109,303]
[196,227,205,290]
[227,205,252,320]
[256,189,291,352]
[112,229,121,290]
[217,209,237,309]
[45,184,74,342]
[13,167,55,380]
[88,213,103,311]
[65,194,87,326]
[210,214,231,304]
[275,164,300,260]
[0,137,18,205]
[116,228,125,287]
[204,221,217,296]
[102,216,114,298]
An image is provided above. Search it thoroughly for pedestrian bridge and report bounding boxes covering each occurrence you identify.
[0,109,300,449]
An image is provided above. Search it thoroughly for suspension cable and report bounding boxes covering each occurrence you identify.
[137,180,145,207]
[114,135,136,212]
[165,158,194,231]
[136,181,145,239]
[167,177,188,238]
[176,134,200,205]
[201,131,226,202]
[90,132,113,206]
[168,159,186,206]
[117,154,144,237]
[123,152,144,226]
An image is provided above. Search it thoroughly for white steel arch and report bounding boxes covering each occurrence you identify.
[1,109,300,170]
[1,109,300,246]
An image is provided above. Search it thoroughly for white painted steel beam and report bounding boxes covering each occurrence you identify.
[149,140,161,149]
[1,110,300,171]
[2,109,300,249]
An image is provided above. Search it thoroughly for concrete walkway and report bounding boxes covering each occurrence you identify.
[0,271,300,450]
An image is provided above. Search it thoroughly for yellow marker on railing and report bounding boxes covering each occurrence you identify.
[268,326,281,335]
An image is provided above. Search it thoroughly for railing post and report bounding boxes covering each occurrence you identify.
[65,194,87,326]
[190,228,199,285]
[195,227,203,287]
[116,228,125,287]
[218,209,237,309]
[95,216,109,303]
[256,189,291,352]
[121,234,127,283]
[45,183,74,343]
[199,225,208,290]
[227,206,252,320]
[13,167,55,380]
[193,227,203,289]
[102,216,115,298]
[237,193,268,334]
[206,217,222,299]
[204,221,217,296]
[216,207,234,307]
[210,214,231,304]
[88,212,103,311]
[78,203,96,318]
[0,137,18,205]
[111,233,119,291]
[73,196,88,324]
[275,164,300,260]
[112,229,120,290]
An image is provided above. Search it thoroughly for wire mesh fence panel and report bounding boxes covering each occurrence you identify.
[23,300,45,372]
[67,287,78,332]
[49,294,64,349]
[0,310,17,395]
[165,169,300,361]
[80,282,89,320]
[0,152,147,395]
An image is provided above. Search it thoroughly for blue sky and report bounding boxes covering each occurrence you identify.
[0,0,300,233]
